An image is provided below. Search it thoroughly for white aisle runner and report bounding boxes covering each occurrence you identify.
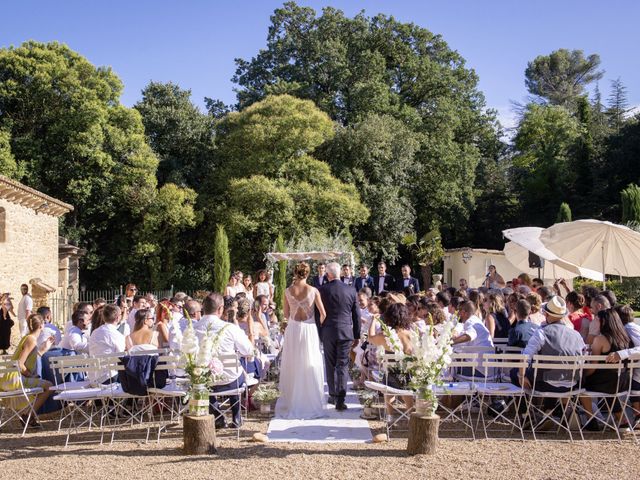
[266,382,373,443]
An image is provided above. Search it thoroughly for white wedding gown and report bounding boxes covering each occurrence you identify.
[275,287,326,419]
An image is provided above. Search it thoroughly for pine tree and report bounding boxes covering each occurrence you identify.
[213,224,230,294]
[621,184,640,225]
[273,234,287,317]
[607,78,629,133]
[556,202,572,223]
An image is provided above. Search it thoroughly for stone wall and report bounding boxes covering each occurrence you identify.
[0,198,61,346]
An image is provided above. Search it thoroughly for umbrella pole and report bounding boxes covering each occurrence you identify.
[601,242,606,290]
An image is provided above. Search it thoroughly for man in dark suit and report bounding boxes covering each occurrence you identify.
[397,264,420,294]
[312,263,328,288]
[354,264,374,292]
[340,264,355,287]
[319,262,361,411]
[372,261,395,294]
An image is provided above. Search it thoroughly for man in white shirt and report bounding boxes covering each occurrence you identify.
[127,295,148,332]
[88,304,125,381]
[195,292,253,428]
[36,306,62,348]
[17,283,33,336]
[60,309,90,354]
[452,300,494,349]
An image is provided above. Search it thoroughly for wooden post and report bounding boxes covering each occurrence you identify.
[407,413,440,455]
[183,415,218,455]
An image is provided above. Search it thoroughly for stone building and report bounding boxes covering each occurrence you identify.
[0,175,74,342]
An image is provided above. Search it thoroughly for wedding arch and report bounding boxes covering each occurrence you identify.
[265,250,355,269]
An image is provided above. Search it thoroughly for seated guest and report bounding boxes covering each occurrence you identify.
[127,295,148,332]
[606,305,640,429]
[566,291,591,340]
[93,297,107,310]
[60,309,90,354]
[435,291,452,321]
[88,305,125,381]
[36,306,61,349]
[468,290,485,318]
[532,278,544,290]
[511,296,585,409]
[236,297,266,382]
[526,292,545,326]
[367,302,414,417]
[126,308,158,351]
[536,286,553,303]
[483,292,510,339]
[89,306,105,335]
[0,313,55,425]
[508,300,539,348]
[452,301,494,349]
[195,292,253,428]
[507,292,526,326]
[587,294,611,344]
[64,302,94,335]
[579,308,630,429]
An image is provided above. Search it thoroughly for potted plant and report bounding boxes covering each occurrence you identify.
[359,390,378,419]
[252,384,280,413]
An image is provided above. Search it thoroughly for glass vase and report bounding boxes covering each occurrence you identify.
[188,383,210,416]
[415,385,437,416]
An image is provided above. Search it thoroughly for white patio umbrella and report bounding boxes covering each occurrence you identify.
[538,219,640,287]
[503,226,604,282]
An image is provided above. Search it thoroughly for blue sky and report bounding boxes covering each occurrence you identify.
[2,1,639,130]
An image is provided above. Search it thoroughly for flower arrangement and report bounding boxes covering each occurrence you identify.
[252,383,280,404]
[403,315,456,415]
[358,389,377,408]
[180,311,228,415]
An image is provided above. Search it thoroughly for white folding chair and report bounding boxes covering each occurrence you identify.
[525,355,584,442]
[574,355,628,441]
[97,354,151,444]
[364,353,414,439]
[435,352,478,439]
[49,355,91,393]
[453,346,499,383]
[210,352,247,440]
[146,353,188,442]
[619,354,640,443]
[0,359,43,437]
[493,338,509,353]
[52,357,105,446]
[476,353,528,440]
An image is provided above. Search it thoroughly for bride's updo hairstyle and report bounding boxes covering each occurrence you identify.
[293,262,310,280]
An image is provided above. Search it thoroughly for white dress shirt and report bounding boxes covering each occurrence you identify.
[194,314,253,383]
[88,323,126,380]
[618,322,640,383]
[60,325,89,353]
[38,322,62,348]
[378,277,385,293]
[17,294,33,336]
[458,315,494,348]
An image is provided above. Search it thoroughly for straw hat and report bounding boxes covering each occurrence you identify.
[542,295,567,318]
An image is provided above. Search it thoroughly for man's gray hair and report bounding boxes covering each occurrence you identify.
[326,262,341,279]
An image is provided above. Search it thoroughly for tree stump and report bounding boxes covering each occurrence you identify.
[406,413,440,455]
[183,415,218,455]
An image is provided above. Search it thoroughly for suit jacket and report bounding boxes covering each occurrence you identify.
[397,276,420,294]
[318,279,361,341]
[372,274,395,294]
[354,275,374,292]
[312,274,329,288]
[340,275,355,287]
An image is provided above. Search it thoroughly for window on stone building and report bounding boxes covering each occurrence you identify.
[0,207,5,242]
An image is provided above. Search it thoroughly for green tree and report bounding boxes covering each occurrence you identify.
[513,104,580,225]
[320,114,421,261]
[0,41,195,287]
[524,49,603,107]
[621,184,640,225]
[402,227,444,289]
[273,234,287,316]
[232,3,500,246]
[0,128,20,177]
[556,202,572,223]
[135,81,215,188]
[607,78,629,133]
[212,95,369,267]
[213,224,230,294]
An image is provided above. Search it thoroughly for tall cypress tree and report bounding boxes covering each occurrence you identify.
[273,234,287,317]
[213,224,230,294]
[621,184,640,225]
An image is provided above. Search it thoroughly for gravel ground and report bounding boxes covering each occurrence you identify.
[0,412,638,480]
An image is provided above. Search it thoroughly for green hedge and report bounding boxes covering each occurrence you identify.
[573,277,640,310]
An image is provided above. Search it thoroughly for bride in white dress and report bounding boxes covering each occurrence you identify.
[275,262,327,419]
